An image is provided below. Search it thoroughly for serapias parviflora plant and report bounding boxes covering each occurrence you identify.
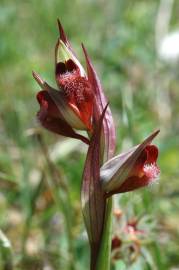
[33,20,160,270]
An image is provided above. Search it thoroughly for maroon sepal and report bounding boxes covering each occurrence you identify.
[82,44,116,161]
[81,105,108,270]
[36,90,89,144]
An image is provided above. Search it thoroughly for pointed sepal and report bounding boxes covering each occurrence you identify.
[57,19,71,48]
[82,44,116,161]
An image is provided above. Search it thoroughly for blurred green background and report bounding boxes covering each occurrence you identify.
[0,0,179,269]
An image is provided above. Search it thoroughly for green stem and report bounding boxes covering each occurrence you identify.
[96,197,113,270]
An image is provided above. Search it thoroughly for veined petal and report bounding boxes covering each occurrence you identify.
[100,130,160,195]
[82,44,116,161]
[81,105,108,269]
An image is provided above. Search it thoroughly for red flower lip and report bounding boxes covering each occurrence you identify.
[100,130,160,195]
[114,144,160,194]
[55,57,94,131]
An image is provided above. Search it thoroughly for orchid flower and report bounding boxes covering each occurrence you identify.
[33,20,94,144]
[55,22,93,131]
[100,130,160,196]
[33,20,160,270]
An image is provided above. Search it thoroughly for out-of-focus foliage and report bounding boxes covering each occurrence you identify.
[0,0,179,269]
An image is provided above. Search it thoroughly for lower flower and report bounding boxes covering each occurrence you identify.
[100,130,160,195]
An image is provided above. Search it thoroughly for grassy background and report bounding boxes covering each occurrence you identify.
[0,0,179,269]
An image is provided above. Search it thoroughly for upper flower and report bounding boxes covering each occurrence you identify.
[33,20,94,143]
[55,39,93,131]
